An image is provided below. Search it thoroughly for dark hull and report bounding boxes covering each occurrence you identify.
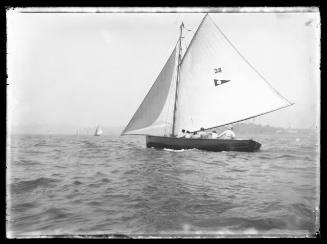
[146,135,261,152]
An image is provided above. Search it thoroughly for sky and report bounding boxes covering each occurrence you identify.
[7,8,320,134]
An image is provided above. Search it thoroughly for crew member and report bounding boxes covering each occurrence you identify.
[177,129,186,138]
[217,125,235,139]
[198,127,207,139]
[211,130,218,139]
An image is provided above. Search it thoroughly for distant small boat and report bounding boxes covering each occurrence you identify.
[121,13,294,152]
[94,126,103,136]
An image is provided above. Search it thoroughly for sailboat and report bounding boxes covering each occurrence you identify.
[94,126,103,136]
[121,14,294,152]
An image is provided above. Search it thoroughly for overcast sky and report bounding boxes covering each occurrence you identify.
[7,8,320,133]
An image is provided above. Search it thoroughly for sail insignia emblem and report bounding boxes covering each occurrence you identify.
[213,67,230,86]
[214,79,230,86]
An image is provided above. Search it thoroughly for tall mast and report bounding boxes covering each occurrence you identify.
[171,22,184,136]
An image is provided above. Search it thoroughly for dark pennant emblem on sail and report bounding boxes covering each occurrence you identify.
[214,79,230,86]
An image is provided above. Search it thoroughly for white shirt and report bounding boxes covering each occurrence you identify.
[177,132,185,138]
[211,132,218,139]
[218,130,235,139]
[185,133,192,138]
[198,131,207,138]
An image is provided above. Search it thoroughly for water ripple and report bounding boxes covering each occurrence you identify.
[10,177,60,194]
[7,133,319,237]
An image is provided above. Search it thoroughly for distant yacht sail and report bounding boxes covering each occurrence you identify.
[121,14,294,152]
[94,126,103,136]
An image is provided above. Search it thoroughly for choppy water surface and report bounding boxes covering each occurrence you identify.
[7,132,320,237]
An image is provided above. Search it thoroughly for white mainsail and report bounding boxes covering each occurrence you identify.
[121,45,179,136]
[174,14,293,134]
[122,14,293,136]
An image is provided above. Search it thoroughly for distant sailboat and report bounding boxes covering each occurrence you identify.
[94,126,103,136]
[121,14,294,152]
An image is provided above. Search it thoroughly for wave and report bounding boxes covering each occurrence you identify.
[10,177,60,194]
[275,154,299,159]
[42,207,71,220]
[290,203,315,219]
[88,183,103,188]
[81,141,98,148]
[86,201,103,206]
[73,180,83,185]
[124,169,139,175]
[33,141,49,147]
[18,159,41,166]
[8,134,319,236]
[258,155,274,160]
[26,150,47,154]
[101,178,110,183]
[95,171,106,177]
[299,145,317,150]
[11,201,39,212]
[163,148,197,152]
[193,217,288,231]
[163,226,311,237]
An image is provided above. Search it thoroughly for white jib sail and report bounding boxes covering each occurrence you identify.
[174,14,293,134]
[121,45,179,136]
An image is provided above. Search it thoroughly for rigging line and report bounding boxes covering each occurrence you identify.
[182,28,194,39]
[172,22,184,136]
[163,91,170,136]
[180,13,209,65]
[208,15,294,106]
[181,79,195,132]
[163,37,183,136]
[171,15,207,135]
[163,66,176,136]
[180,26,194,56]
[182,42,187,53]
[192,103,294,133]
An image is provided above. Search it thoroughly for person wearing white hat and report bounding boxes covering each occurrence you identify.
[217,125,236,139]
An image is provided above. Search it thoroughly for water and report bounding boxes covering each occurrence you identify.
[7,132,320,238]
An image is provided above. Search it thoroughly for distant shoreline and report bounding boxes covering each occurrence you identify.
[8,123,317,136]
